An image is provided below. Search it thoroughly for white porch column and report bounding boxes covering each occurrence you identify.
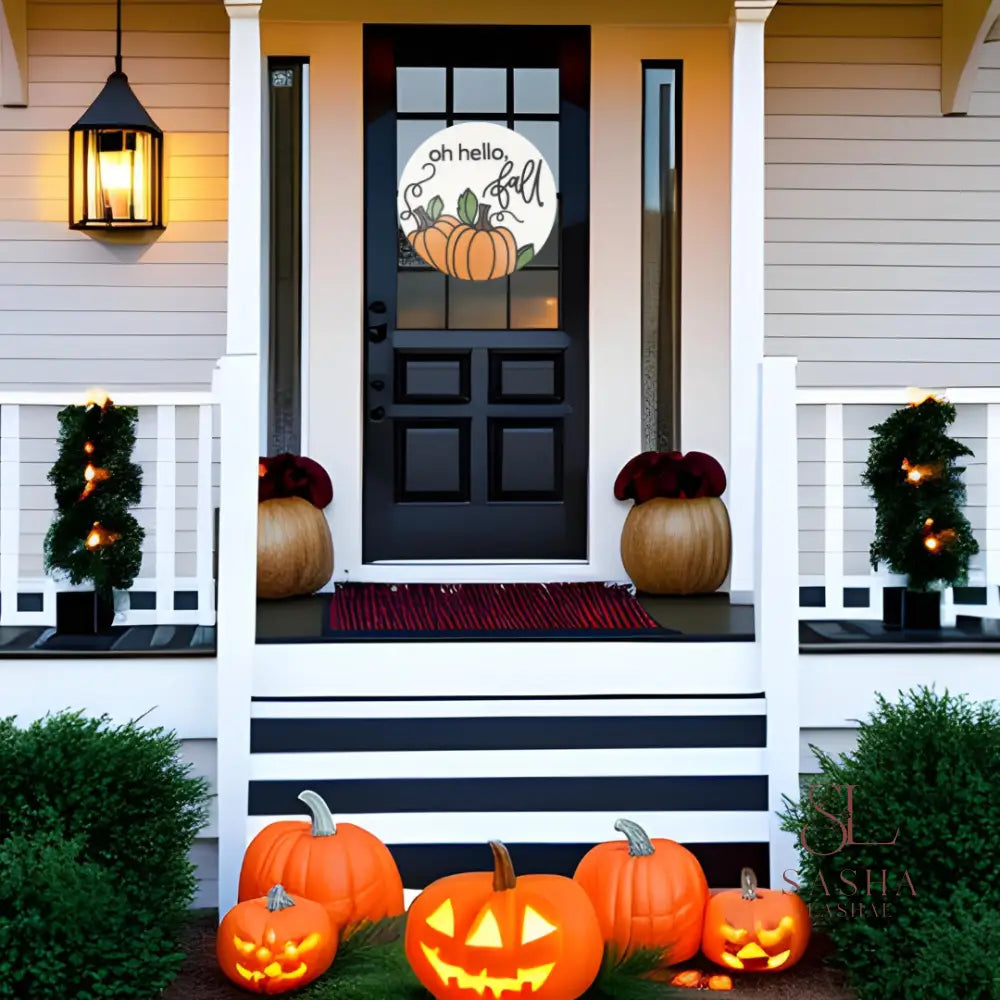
[728,0,777,604]
[216,0,263,919]
[756,356,800,889]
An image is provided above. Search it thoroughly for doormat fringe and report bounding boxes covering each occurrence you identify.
[325,581,672,638]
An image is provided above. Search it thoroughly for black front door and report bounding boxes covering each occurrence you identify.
[362,25,590,562]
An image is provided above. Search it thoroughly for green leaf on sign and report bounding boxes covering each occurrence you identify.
[427,195,444,221]
[457,188,478,226]
[515,244,535,270]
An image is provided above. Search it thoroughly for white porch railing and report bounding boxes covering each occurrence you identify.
[788,384,1000,625]
[0,392,218,628]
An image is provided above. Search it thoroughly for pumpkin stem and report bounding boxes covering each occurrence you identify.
[614,818,655,857]
[740,867,759,900]
[489,841,517,891]
[267,885,296,912]
[412,205,433,230]
[298,789,337,837]
[475,202,493,231]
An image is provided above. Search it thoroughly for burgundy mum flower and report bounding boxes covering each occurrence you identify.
[614,450,726,503]
[258,453,334,508]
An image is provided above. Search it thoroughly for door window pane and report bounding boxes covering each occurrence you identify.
[514,68,559,114]
[514,120,559,187]
[449,276,507,329]
[510,270,558,329]
[453,68,507,113]
[398,271,446,329]
[397,67,447,113]
[397,119,441,182]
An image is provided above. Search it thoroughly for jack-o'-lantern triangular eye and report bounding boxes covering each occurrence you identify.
[426,899,455,937]
[465,908,503,948]
[521,905,558,944]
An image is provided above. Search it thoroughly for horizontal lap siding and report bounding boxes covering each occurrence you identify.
[0,1,228,392]
[247,697,770,889]
[764,1,998,576]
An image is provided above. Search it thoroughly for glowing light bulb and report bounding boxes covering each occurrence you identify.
[84,441,95,454]
[84,387,110,409]
[99,147,133,219]
[924,536,939,551]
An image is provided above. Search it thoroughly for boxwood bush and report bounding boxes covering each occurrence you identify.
[0,711,211,999]
[781,687,1000,1000]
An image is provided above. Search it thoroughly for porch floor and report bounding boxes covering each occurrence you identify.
[799,615,1000,653]
[256,591,756,642]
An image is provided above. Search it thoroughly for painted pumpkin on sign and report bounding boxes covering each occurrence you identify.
[407,204,462,272]
[445,202,519,280]
[405,841,603,1000]
[573,818,709,965]
[701,867,811,973]
[216,884,337,994]
[238,789,404,935]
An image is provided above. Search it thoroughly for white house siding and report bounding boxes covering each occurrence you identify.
[764,0,999,577]
[0,0,228,392]
[178,737,218,908]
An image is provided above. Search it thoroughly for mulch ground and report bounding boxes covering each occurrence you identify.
[163,911,855,999]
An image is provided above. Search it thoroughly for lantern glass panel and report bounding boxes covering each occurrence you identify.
[71,126,161,229]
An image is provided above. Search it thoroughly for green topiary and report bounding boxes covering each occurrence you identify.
[779,687,1000,1000]
[860,396,978,592]
[43,398,145,599]
[0,711,211,999]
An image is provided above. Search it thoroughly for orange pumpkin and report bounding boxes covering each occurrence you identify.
[446,202,518,281]
[405,841,603,1000]
[701,867,811,973]
[573,818,709,965]
[407,205,462,272]
[238,789,404,935]
[216,884,337,994]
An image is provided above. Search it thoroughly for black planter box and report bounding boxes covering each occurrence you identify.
[55,590,115,635]
[882,587,941,631]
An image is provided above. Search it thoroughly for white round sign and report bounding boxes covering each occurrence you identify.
[398,122,557,281]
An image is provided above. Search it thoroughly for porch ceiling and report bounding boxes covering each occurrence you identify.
[261,0,734,25]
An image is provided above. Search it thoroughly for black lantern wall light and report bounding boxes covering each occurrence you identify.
[69,0,164,230]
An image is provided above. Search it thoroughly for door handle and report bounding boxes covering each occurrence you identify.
[367,323,387,343]
[368,300,386,314]
[369,379,385,391]
[369,406,386,422]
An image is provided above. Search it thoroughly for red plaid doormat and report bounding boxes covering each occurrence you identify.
[324,582,675,639]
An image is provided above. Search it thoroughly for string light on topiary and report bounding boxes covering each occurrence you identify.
[84,387,112,410]
[901,457,939,485]
[83,441,95,455]
[80,463,111,500]
[85,522,121,549]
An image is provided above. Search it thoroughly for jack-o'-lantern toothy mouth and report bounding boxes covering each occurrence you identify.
[235,960,309,983]
[420,942,556,996]
[719,939,792,971]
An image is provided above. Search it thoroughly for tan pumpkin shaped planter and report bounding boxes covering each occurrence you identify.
[615,450,731,595]
[621,497,731,595]
[257,497,334,600]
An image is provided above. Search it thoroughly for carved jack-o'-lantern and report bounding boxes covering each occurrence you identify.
[404,841,604,1000]
[216,884,337,994]
[701,868,811,974]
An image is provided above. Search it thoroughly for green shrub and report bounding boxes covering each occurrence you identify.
[0,711,211,999]
[780,687,1000,1000]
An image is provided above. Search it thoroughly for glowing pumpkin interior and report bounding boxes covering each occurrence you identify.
[230,926,328,985]
[714,914,796,971]
[420,896,561,994]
